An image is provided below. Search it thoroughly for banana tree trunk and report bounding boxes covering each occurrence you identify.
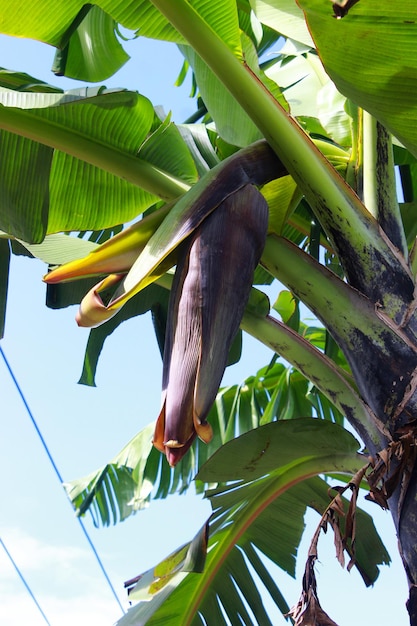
[390,473,417,624]
[317,118,417,623]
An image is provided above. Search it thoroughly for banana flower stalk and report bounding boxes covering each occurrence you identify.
[153,184,268,466]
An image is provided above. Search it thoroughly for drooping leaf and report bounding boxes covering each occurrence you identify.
[0,130,52,242]
[52,5,130,82]
[65,422,156,525]
[0,86,205,245]
[117,420,385,625]
[301,478,390,586]
[0,68,62,92]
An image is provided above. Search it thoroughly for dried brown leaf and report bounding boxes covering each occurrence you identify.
[287,588,340,626]
[344,488,356,542]
[366,438,417,514]
[330,493,345,518]
[365,489,389,510]
[332,520,345,568]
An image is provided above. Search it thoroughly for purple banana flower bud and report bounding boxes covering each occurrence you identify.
[153,184,268,466]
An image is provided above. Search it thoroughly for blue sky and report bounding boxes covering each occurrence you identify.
[0,27,409,626]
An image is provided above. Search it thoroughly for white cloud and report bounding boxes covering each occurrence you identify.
[0,527,87,575]
[0,590,123,626]
[0,528,127,626]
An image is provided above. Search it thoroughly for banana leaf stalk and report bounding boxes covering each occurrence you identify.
[154,184,268,466]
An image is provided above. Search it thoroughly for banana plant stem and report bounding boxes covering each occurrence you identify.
[150,0,385,251]
[241,310,384,452]
[363,112,407,256]
[150,0,413,323]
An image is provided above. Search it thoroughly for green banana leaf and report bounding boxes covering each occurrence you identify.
[297,0,417,158]
[179,30,287,148]
[51,5,130,82]
[0,0,242,56]
[0,67,62,92]
[249,0,314,47]
[65,359,346,525]
[115,419,388,625]
[0,87,198,242]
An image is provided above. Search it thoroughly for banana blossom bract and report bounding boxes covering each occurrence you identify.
[153,184,268,466]
[43,206,171,326]
[43,180,268,466]
[43,141,284,329]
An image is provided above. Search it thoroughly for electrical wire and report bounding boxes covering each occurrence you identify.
[0,536,51,625]
[0,345,125,615]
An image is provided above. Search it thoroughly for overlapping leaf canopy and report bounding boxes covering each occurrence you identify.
[2,0,417,624]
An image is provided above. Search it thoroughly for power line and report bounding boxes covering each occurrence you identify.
[0,345,125,616]
[0,536,51,626]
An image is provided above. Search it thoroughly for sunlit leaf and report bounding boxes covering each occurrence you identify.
[265,49,327,119]
[298,0,417,157]
[263,174,301,235]
[138,114,199,186]
[0,89,157,241]
[52,5,130,82]
[0,0,242,59]
[179,32,287,147]
[0,68,62,92]
[250,0,314,47]
[273,289,300,330]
